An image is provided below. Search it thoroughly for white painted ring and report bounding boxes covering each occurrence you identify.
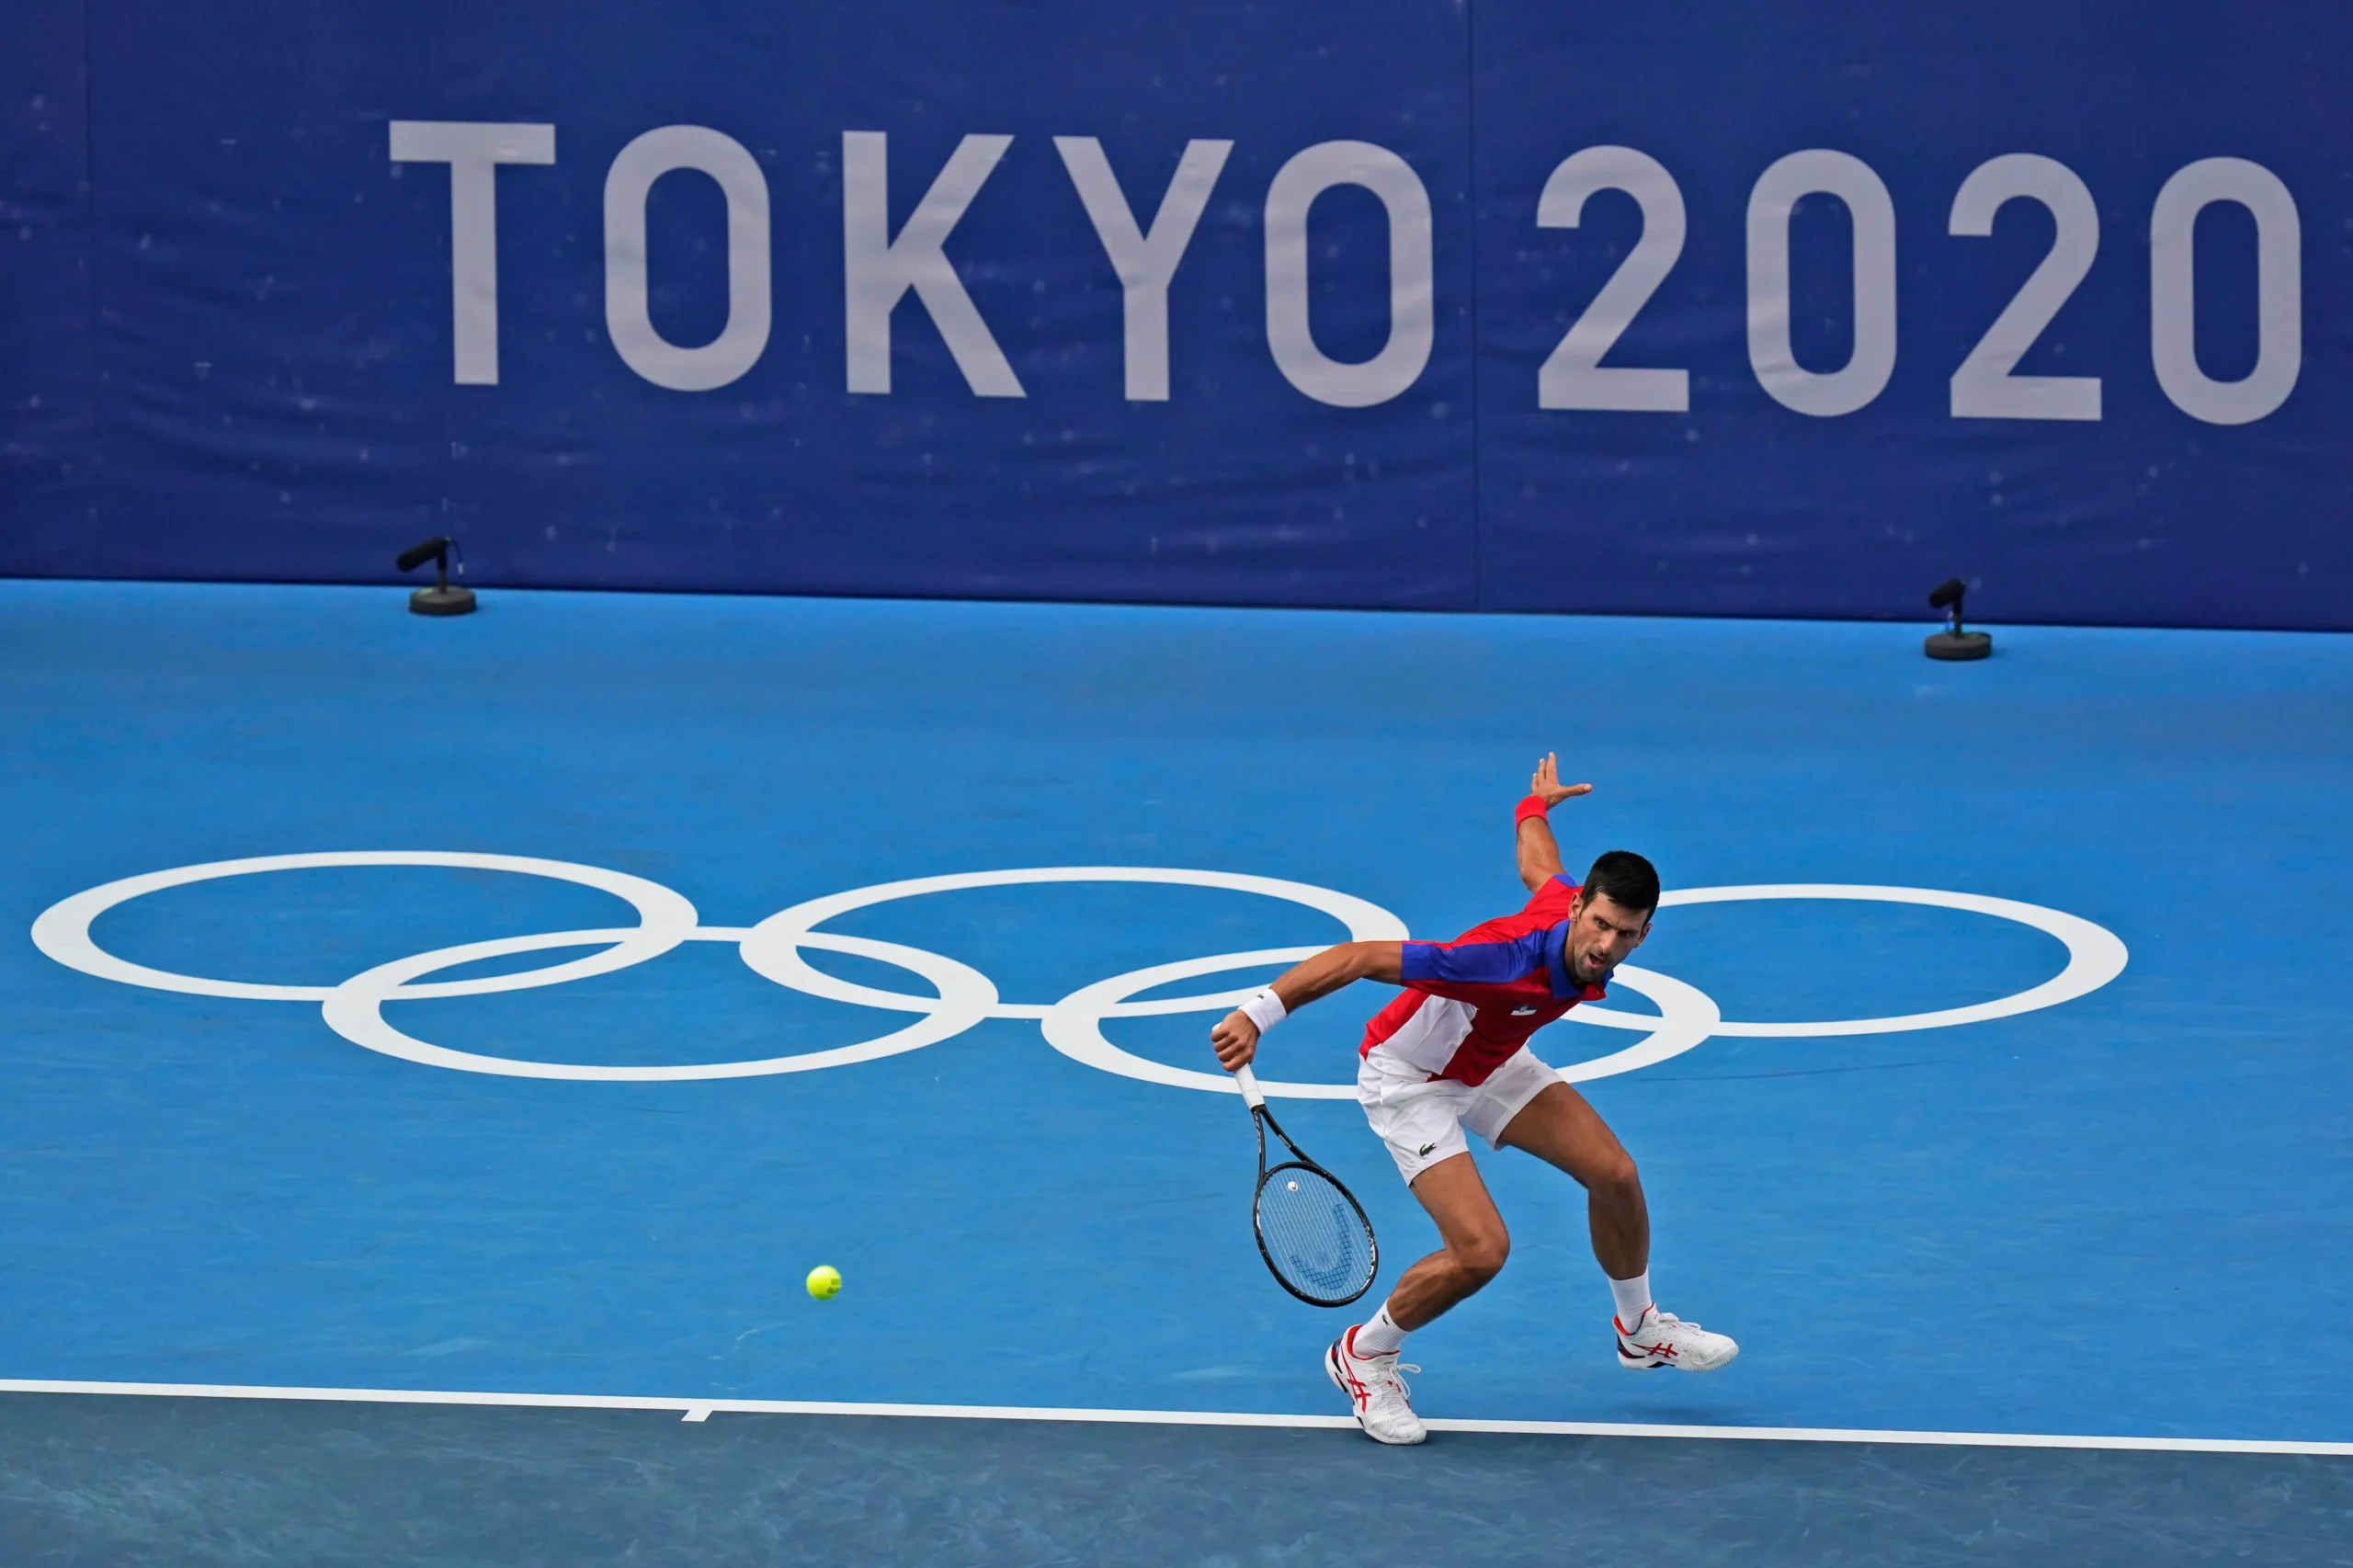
[1042,946,1348,1098]
[1564,884,2130,1039]
[320,926,995,1081]
[1040,950,1723,1099]
[29,851,699,1002]
[1552,964,1725,1082]
[738,867,1409,1017]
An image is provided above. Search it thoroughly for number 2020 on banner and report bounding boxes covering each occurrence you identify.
[1541,147,2300,426]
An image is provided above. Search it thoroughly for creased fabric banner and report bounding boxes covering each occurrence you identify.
[2,0,2345,628]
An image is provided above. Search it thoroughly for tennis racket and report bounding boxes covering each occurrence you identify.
[1232,1063,1378,1307]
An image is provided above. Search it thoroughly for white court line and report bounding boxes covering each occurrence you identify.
[1,1379,2347,1457]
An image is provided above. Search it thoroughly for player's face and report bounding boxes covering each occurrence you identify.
[1567,892,1652,985]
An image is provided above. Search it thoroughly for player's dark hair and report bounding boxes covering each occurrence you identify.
[1582,850,1660,915]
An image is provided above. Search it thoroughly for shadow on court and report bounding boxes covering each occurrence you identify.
[3,1393,2347,1566]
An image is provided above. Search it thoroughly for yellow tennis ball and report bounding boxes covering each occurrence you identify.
[805,1265,842,1301]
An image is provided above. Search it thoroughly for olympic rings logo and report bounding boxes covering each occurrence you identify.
[29,852,2129,1098]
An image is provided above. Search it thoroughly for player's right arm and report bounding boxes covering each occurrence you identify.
[1516,752,1591,892]
[1209,941,1404,1071]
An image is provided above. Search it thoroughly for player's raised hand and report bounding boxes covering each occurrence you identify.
[1530,752,1594,807]
[1209,1009,1260,1071]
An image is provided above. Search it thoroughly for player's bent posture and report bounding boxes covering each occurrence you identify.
[1210,756,1736,1445]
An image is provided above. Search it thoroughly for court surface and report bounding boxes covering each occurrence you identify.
[3,580,2349,1562]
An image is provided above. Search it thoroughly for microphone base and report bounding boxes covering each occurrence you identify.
[1925,630,1991,661]
[409,585,478,617]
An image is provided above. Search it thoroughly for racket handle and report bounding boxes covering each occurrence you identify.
[1232,1062,1267,1109]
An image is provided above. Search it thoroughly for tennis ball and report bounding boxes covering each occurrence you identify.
[806,1265,842,1301]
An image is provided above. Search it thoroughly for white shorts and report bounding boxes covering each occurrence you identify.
[1357,1040,1563,1186]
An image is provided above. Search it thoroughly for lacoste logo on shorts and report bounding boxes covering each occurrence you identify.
[1511,1006,1540,1016]
[1417,1142,1438,1156]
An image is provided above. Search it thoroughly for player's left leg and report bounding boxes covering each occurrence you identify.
[1493,1081,1647,1277]
[1496,1080,1739,1372]
[1327,1153,1505,1447]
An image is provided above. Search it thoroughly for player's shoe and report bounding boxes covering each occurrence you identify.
[1614,1305,1739,1371]
[1325,1327,1427,1445]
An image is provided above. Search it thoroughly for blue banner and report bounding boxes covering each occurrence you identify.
[3,1,2347,628]
[0,0,92,564]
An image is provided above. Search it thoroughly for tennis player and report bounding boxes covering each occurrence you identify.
[1209,755,1736,1444]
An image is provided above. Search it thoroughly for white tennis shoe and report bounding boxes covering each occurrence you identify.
[1325,1328,1427,1445]
[1615,1305,1739,1371]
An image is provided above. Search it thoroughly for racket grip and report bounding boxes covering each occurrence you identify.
[1232,1063,1267,1109]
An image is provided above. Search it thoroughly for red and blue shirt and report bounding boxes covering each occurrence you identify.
[1360,875,1607,1085]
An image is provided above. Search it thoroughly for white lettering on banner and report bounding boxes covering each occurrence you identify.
[378,122,2309,431]
[387,120,556,386]
[1054,137,1233,402]
[1948,154,2102,422]
[603,127,772,392]
[1746,150,1898,418]
[842,131,1025,397]
[2150,157,2302,426]
[1263,141,1434,407]
[1537,146,1688,413]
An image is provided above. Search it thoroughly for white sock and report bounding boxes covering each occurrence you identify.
[1608,1272,1653,1331]
[1351,1303,1408,1358]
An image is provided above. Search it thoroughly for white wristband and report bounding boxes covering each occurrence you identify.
[1240,988,1289,1034]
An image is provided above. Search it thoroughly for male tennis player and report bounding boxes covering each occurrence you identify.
[1209,756,1736,1445]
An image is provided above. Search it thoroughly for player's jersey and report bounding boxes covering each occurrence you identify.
[1359,875,1608,1086]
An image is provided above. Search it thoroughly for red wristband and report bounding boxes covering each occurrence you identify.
[1514,793,1551,825]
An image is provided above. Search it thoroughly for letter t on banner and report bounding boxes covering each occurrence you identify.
[389,121,556,385]
[842,131,1025,397]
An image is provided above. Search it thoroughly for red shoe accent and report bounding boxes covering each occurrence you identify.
[1332,1332,1372,1405]
[1618,1308,1678,1361]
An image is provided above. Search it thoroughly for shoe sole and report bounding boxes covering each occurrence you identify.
[1325,1342,1427,1446]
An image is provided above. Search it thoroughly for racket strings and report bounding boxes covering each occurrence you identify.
[1256,1163,1375,1302]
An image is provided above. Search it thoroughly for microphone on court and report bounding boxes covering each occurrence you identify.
[1924,578,1989,662]
[396,535,477,618]
[395,536,451,574]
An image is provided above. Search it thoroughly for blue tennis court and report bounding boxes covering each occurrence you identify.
[3,579,2348,1560]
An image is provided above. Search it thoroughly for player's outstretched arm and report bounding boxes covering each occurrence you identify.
[1208,940,1404,1071]
[1518,752,1591,891]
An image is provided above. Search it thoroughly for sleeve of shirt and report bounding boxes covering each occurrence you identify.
[1401,932,1547,987]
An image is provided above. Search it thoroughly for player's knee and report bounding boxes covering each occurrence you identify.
[1590,1149,1641,1199]
[1451,1229,1510,1287]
